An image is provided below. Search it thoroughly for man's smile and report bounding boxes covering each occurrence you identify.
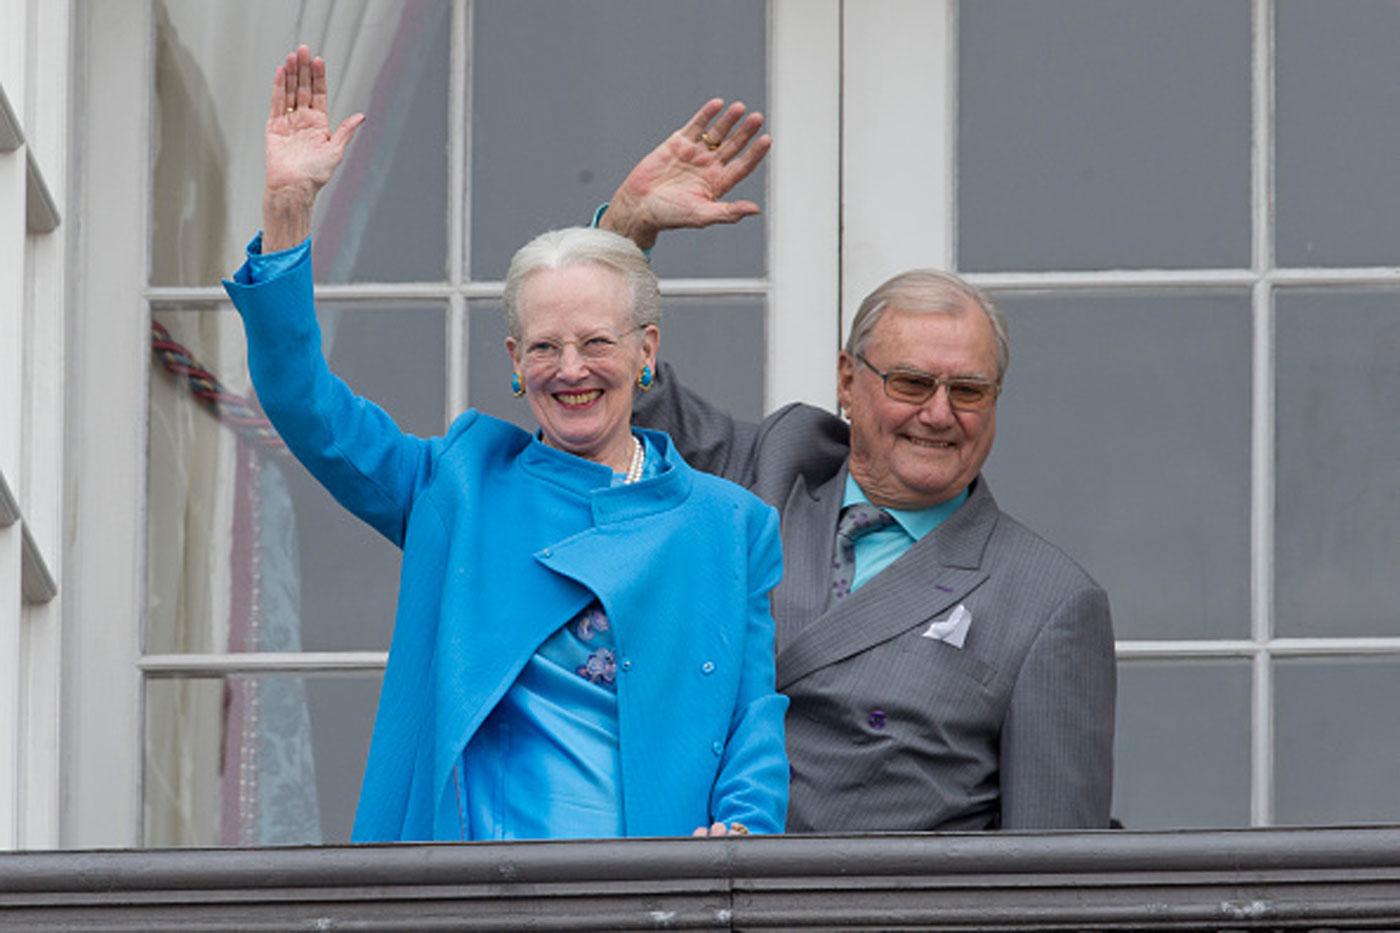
[902,435,956,449]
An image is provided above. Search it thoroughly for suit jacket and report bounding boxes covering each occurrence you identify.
[224,245,789,841]
[634,362,1116,831]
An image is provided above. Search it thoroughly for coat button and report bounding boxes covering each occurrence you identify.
[711,741,723,756]
[701,661,715,675]
[621,658,632,672]
[868,709,887,730]
[540,548,552,558]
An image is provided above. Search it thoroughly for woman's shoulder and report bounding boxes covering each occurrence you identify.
[433,409,534,464]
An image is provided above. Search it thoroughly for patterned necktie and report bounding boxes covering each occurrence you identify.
[831,503,896,600]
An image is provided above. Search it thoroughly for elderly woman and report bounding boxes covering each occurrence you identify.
[222,46,787,841]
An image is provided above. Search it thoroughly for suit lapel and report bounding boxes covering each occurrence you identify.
[771,470,843,652]
[775,476,1001,692]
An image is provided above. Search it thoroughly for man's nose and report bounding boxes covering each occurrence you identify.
[917,383,957,424]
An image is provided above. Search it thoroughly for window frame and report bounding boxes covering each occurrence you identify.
[67,0,840,847]
[841,0,1400,828]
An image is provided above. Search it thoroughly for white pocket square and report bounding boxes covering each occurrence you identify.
[921,603,972,649]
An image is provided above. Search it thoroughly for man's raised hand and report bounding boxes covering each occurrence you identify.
[600,99,771,252]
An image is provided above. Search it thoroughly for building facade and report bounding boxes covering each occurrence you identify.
[1,0,1397,850]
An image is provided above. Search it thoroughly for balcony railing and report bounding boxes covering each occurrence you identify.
[3,825,1400,930]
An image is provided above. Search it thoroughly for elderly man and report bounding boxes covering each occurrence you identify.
[599,101,1116,831]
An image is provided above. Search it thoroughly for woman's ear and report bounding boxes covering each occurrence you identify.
[640,324,660,367]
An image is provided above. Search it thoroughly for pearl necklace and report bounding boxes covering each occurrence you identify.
[623,435,645,484]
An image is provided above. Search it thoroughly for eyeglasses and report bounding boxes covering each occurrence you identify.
[856,353,1000,411]
[521,326,644,366]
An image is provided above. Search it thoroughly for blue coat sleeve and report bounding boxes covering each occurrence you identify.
[708,502,790,833]
[222,236,434,547]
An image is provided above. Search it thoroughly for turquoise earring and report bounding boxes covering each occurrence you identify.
[637,365,654,392]
[511,372,525,397]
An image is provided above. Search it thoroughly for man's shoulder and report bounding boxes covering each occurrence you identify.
[760,400,848,439]
[748,402,851,497]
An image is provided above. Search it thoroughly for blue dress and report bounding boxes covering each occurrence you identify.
[459,445,661,840]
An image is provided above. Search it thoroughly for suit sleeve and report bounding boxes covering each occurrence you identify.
[222,238,433,547]
[998,585,1116,829]
[707,503,790,833]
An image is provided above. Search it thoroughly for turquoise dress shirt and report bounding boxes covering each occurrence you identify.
[841,475,968,592]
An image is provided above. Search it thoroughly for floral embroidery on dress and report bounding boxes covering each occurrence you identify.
[573,605,611,642]
[577,647,617,685]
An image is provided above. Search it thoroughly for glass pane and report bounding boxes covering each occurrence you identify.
[470,0,766,280]
[958,0,1250,272]
[1277,2,1400,266]
[152,0,450,286]
[1113,659,1251,829]
[144,674,380,846]
[1275,659,1400,825]
[468,297,766,430]
[1275,289,1400,637]
[985,291,1252,639]
[148,304,445,654]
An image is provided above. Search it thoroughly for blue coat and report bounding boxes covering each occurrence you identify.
[224,245,789,841]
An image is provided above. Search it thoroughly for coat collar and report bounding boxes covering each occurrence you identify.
[516,427,694,525]
[774,466,999,691]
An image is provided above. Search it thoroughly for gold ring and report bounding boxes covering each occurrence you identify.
[700,131,721,151]
[286,107,295,115]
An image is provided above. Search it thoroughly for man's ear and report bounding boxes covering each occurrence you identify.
[836,351,856,414]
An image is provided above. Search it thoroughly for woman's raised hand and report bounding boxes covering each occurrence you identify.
[262,45,366,251]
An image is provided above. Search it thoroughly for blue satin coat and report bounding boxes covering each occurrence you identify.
[223,243,788,841]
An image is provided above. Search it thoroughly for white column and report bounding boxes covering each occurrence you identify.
[841,0,956,341]
[0,86,24,852]
[18,0,71,850]
[63,0,151,848]
[767,0,842,410]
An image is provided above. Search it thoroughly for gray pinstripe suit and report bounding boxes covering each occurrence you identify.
[635,362,1116,831]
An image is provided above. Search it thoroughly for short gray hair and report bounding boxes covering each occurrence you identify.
[503,227,661,339]
[844,269,1009,380]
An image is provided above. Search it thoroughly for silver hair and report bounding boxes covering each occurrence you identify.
[502,227,661,339]
[844,269,1009,380]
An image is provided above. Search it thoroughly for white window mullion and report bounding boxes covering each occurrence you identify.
[1249,0,1277,829]
[448,0,469,422]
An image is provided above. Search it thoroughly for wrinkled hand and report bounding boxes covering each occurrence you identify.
[601,99,771,252]
[262,44,365,251]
